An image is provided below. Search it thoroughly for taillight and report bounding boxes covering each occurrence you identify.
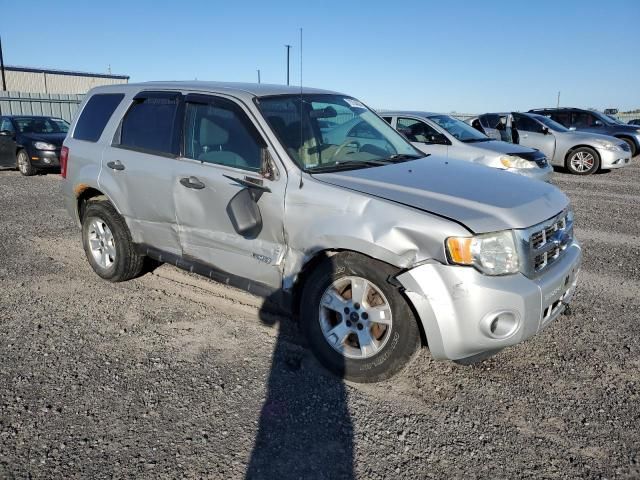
[60,146,69,178]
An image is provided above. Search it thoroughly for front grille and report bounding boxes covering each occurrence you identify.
[522,211,573,275]
[620,142,631,152]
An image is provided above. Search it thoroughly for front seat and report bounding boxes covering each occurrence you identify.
[197,117,248,169]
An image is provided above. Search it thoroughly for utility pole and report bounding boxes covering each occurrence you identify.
[285,44,291,85]
[557,91,560,108]
[257,68,261,84]
[0,36,6,91]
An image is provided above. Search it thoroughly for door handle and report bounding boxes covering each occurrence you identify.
[180,176,205,190]
[107,160,125,171]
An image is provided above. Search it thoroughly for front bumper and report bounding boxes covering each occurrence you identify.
[507,163,554,182]
[28,148,61,169]
[397,241,582,361]
[597,147,632,169]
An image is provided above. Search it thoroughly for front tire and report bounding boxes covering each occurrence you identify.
[619,137,637,157]
[81,200,144,282]
[566,147,600,175]
[17,150,35,176]
[301,252,421,383]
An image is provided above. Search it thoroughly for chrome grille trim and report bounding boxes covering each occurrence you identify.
[515,209,574,278]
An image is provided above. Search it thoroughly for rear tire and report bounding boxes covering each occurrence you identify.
[81,200,144,282]
[17,150,35,176]
[566,147,600,175]
[301,252,421,383]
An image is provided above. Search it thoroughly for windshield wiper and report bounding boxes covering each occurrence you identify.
[306,159,391,173]
[462,138,492,143]
[384,153,425,162]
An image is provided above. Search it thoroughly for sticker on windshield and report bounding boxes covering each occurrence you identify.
[344,98,366,110]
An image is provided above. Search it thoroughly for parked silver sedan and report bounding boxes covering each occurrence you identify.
[470,112,632,175]
[381,111,552,182]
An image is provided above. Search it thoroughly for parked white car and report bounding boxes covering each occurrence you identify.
[381,111,553,182]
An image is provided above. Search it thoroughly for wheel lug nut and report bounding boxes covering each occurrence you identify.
[354,303,360,310]
[346,320,352,327]
[344,307,350,314]
[361,312,369,320]
[357,323,364,330]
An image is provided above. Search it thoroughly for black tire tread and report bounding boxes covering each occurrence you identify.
[301,251,421,383]
[82,200,144,282]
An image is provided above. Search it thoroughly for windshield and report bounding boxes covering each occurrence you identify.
[535,115,569,132]
[428,114,489,142]
[257,94,422,171]
[14,117,69,134]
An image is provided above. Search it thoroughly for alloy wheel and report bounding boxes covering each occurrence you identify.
[87,218,116,269]
[318,276,393,359]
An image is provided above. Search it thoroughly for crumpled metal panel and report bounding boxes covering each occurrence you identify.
[281,170,471,290]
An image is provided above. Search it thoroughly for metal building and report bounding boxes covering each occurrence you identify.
[1,65,129,95]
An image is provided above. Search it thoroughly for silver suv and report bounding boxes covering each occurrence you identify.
[61,82,582,382]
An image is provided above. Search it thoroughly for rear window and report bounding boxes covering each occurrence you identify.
[118,93,180,155]
[73,93,124,142]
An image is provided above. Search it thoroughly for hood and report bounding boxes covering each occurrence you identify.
[311,156,568,233]
[20,132,66,147]
[562,130,627,144]
[471,140,545,162]
[474,140,537,155]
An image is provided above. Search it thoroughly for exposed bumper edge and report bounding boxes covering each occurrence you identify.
[397,242,582,361]
[63,192,80,228]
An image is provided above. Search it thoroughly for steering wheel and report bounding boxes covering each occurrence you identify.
[331,139,361,162]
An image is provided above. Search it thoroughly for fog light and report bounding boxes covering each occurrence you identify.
[44,158,51,164]
[480,310,519,339]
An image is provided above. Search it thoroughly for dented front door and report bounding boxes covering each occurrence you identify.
[173,95,287,289]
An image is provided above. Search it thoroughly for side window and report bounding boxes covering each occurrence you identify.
[550,112,570,126]
[184,97,264,172]
[513,114,543,133]
[382,116,393,124]
[0,117,14,132]
[118,93,181,155]
[73,93,124,142]
[571,112,598,128]
[396,117,439,143]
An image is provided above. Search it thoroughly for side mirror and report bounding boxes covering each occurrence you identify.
[431,133,450,145]
[226,188,263,237]
[593,120,603,127]
[541,126,549,135]
[0,130,13,137]
[569,126,576,131]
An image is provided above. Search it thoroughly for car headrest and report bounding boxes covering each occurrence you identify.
[200,117,228,146]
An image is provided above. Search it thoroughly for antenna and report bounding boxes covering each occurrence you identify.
[285,44,291,85]
[257,68,261,84]
[299,27,304,188]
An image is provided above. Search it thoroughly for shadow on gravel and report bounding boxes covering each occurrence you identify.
[245,260,354,480]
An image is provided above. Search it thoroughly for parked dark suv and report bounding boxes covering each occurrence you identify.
[0,115,70,175]
[529,108,640,157]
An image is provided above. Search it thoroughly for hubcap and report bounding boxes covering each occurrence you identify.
[570,151,595,172]
[87,218,116,269]
[319,276,393,359]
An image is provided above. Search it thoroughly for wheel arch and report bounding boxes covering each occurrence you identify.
[564,144,601,168]
[290,248,428,347]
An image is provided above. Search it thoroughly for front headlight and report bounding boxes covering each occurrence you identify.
[593,139,621,151]
[500,155,536,169]
[33,141,57,151]
[446,230,520,275]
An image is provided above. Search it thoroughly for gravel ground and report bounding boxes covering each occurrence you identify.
[0,162,639,479]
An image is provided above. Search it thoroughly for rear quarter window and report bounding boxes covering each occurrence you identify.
[73,93,125,142]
